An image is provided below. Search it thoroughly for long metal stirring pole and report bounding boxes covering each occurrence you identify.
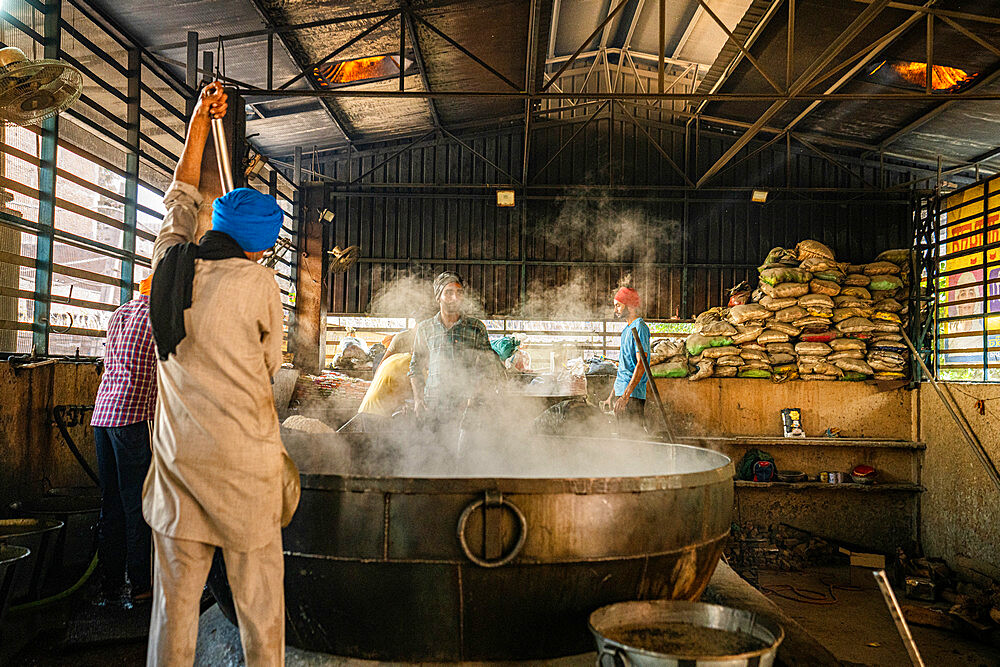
[874,570,926,667]
[632,328,675,441]
[901,330,1000,494]
[211,116,235,194]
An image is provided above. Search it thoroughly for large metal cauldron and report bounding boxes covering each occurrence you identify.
[255,430,734,662]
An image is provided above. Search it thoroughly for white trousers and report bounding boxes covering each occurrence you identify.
[147,529,285,666]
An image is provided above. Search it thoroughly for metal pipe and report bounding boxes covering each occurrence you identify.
[901,330,1000,494]
[212,117,235,194]
[873,570,925,667]
[632,327,674,441]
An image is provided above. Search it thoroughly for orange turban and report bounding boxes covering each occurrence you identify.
[614,287,640,308]
[139,275,153,296]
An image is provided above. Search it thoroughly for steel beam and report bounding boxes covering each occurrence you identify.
[278,12,398,90]
[403,8,441,130]
[551,47,696,69]
[782,1,933,133]
[851,1,1000,27]
[696,0,891,187]
[696,0,783,94]
[531,101,610,181]
[399,13,405,92]
[542,0,631,90]
[349,129,437,184]
[146,10,399,51]
[614,0,647,88]
[412,12,520,90]
[246,0,354,142]
[926,13,933,94]
[186,31,198,116]
[614,101,694,186]
[786,0,794,89]
[548,0,562,59]
[237,88,1000,102]
[878,65,1000,150]
[691,0,786,116]
[658,0,665,93]
[939,14,1000,59]
[792,133,877,189]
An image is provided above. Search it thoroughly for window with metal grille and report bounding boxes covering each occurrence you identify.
[0,0,298,357]
[934,175,1000,382]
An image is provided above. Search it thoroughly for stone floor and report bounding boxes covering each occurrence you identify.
[758,567,1000,667]
[6,565,1000,666]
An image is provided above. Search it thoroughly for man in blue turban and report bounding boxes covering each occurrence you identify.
[145,82,297,667]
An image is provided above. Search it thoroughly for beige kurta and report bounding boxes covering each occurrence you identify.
[142,181,284,552]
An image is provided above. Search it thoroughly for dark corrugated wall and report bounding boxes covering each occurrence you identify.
[318,116,916,318]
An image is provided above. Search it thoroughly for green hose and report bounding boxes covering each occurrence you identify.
[8,552,98,613]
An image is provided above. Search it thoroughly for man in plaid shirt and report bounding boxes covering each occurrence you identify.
[409,272,502,424]
[90,275,156,606]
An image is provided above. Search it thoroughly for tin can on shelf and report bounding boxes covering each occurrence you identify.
[820,472,829,483]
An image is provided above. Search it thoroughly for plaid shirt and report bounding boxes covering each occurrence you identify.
[409,314,499,406]
[91,296,157,427]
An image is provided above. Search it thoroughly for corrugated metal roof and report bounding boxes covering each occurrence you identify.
[700,0,1000,167]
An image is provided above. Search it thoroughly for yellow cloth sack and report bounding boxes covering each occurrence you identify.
[358,353,413,417]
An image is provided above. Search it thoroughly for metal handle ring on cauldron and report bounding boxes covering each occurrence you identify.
[597,645,633,667]
[456,492,527,568]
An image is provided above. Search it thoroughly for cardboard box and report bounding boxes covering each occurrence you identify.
[839,548,886,589]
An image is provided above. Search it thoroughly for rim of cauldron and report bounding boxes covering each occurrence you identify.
[0,544,31,564]
[293,434,735,494]
[0,518,65,537]
[12,495,102,515]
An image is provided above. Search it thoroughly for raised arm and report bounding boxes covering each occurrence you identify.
[151,83,228,270]
[175,82,227,188]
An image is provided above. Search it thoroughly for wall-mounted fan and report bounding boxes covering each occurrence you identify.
[0,46,83,126]
[328,245,359,273]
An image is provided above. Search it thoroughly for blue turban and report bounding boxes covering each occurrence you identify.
[211,187,283,252]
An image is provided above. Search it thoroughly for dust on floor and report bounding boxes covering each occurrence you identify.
[758,567,999,667]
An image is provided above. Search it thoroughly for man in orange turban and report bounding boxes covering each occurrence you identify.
[601,286,649,435]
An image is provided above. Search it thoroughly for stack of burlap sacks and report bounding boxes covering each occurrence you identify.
[657,240,910,381]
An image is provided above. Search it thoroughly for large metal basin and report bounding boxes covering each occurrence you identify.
[12,495,101,583]
[268,430,734,662]
[0,545,30,624]
[0,518,63,601]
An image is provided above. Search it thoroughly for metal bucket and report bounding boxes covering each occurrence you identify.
[0,545,31,624]
[208,432,734,661]
[0,518,64,601]
[589,600,784,666]
[12,495,101,582]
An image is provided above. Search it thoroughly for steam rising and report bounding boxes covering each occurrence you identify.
[288,193,692,471]
[283,428,729,479]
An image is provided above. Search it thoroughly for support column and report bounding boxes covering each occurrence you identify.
[121,46,140,304]
[33,0,61,356]
[292,185,327,373]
